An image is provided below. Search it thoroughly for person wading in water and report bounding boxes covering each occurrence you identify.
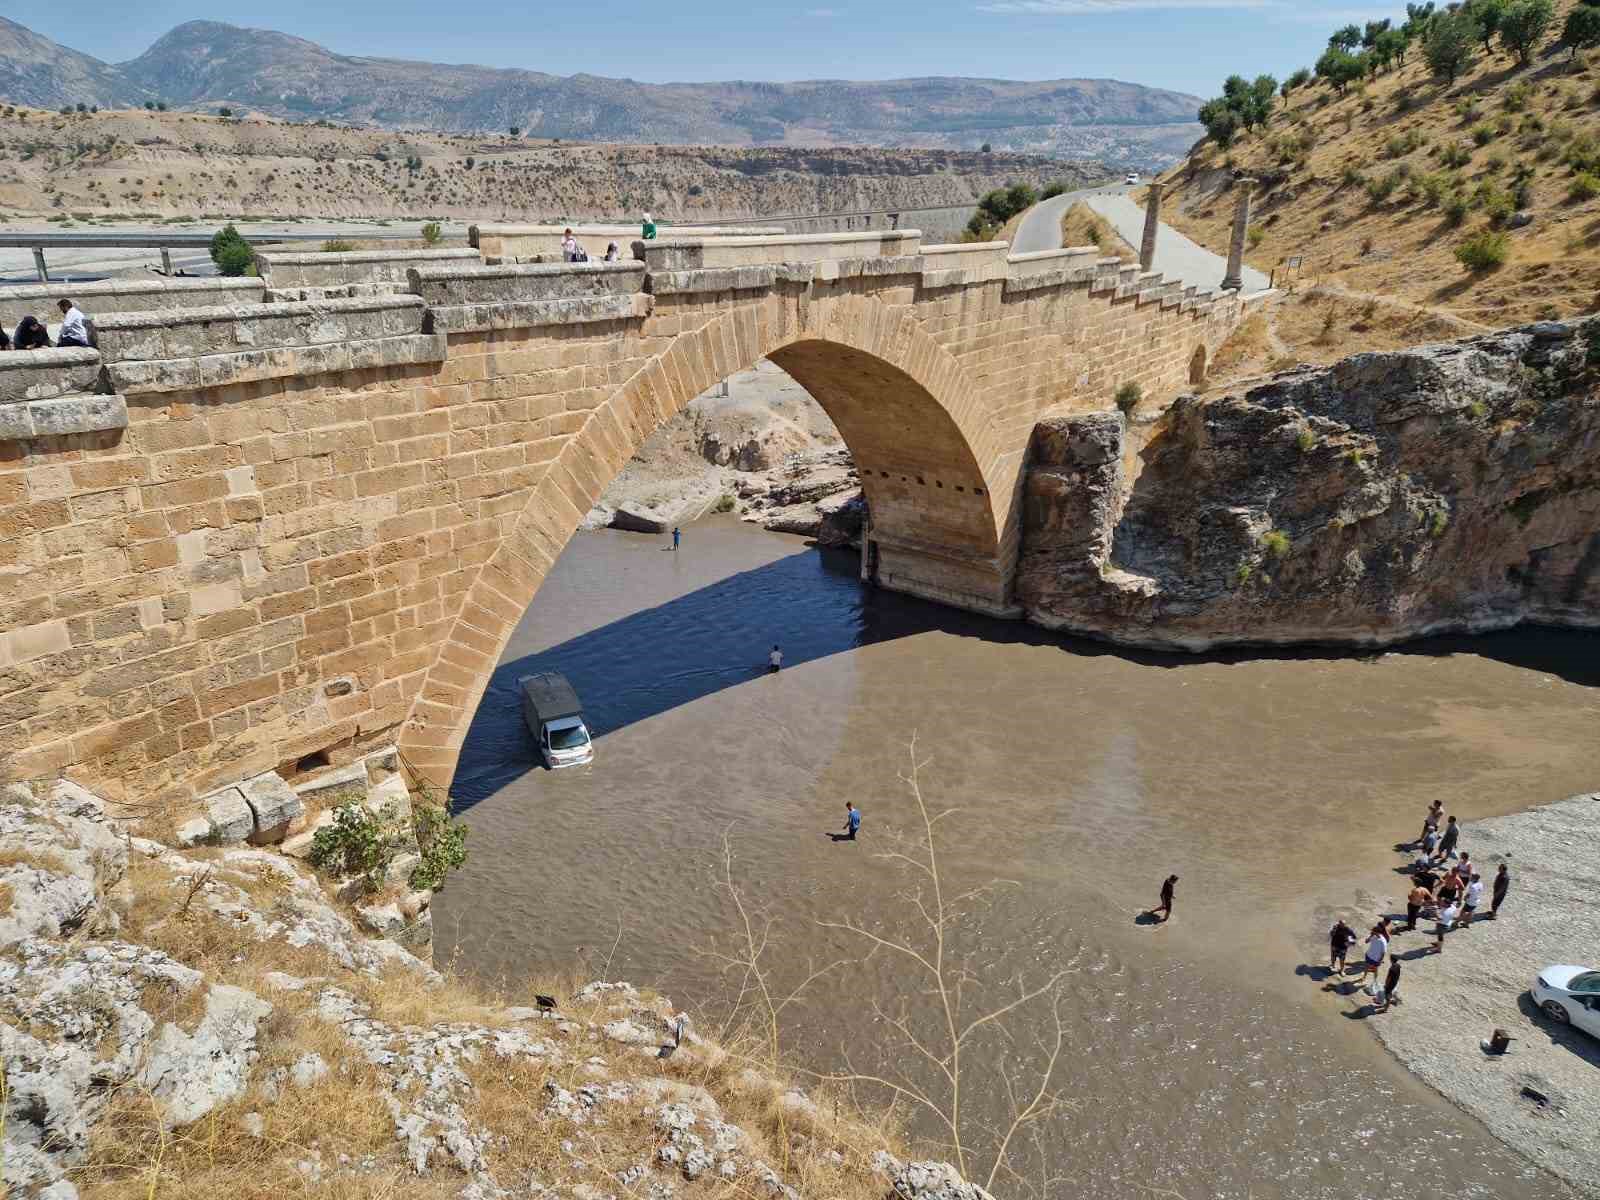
[1152,874,1178,923]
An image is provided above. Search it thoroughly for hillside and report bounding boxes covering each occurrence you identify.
[0,17,1201,168]
[0,106,1101,222]
[1157,0,1600,337]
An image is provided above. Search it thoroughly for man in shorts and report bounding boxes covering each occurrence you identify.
[1329,919,1358,974]
[1362,925,1388,985]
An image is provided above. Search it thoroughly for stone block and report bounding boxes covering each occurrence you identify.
[292,762,371,810]
[367,773,412,822]
[199,785,254,845]
[241,771,302,845]
[25,394,129,438]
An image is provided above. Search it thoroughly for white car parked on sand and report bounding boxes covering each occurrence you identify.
[1532,965,1600,1037]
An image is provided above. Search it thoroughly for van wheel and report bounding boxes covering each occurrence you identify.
[1542,999,1571,1024]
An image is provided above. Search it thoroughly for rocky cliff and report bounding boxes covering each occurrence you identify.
[1017,320,1600,649]
[0,776,989,1200]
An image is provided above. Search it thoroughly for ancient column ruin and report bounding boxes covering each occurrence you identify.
[1222,178,1256,292]
[1139,183,1165,273]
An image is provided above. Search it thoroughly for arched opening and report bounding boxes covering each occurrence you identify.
[400,311,1009,792]
[1189,344,1208,386]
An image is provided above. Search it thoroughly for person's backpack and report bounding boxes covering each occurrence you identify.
[574,247,589,262]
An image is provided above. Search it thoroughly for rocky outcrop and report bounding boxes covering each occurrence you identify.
[1017,320,1600,649]
[0,777,984,1199]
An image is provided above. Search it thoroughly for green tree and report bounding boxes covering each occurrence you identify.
[1375,27,1410,68]
[1198,98,1242,146]
[1330,23,1363,50]
[1470,0,1509,52]
[209,223,254,276]
[1316,47,1368,93]
[143,100,156,111]
[1362,18,1392,47]
[1404,1,1437,38]
[509,125,521,136]
[1563,4,1600,58]
[1498,0,1555,64]
[1425,9,1481,83]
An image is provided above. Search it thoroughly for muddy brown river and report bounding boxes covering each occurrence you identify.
[436,517,1600,1199]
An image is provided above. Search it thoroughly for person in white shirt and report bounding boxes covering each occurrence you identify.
[1361,926,1388,985]
[1461,874,1485,926]
[1433,901,1459,953]
[768,644,783,673]
[55,298,89,348]
[603,242,622,262]
[560,228,579,262]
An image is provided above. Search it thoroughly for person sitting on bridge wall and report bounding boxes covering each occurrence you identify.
[603,242,622,262]
[55,298,90,348]
[0,324,9,350]
[12,315,50,350]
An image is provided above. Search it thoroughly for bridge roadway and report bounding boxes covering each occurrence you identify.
[1012,183,1271,295]
[0,225,1256,805]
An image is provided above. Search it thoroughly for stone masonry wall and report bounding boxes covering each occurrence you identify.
[0,239,1248,807]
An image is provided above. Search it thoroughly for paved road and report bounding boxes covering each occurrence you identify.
[1011,184,1271,295]
[1011,183,1133,255]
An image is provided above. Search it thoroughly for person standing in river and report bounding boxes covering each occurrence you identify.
[1491,863,1510,918]
[843,802,861,841]
[672,526,681,552]
[1377,958,1402,1012]
[1153,874,1178,922]
[1329,918,1358,975]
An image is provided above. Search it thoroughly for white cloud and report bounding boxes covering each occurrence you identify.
[979,0,1276,12]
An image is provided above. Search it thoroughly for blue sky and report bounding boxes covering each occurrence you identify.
[57,1,1411,99]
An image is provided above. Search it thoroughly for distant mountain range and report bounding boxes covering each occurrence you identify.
[0,18,1202,168]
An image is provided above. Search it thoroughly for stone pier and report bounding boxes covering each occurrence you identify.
[1222,178,1256,292]
[1139,183,1165,273]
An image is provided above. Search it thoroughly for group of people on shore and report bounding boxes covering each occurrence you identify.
[1328,800,1511,1013]
[1,298,90,351]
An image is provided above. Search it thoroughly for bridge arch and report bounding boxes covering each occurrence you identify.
[398,292,1010,788]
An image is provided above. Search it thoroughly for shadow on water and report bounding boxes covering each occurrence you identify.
[449,539,1600,810]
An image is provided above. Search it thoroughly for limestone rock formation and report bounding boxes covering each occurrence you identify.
[1018,320,1600,649]
[0,777,984,1198]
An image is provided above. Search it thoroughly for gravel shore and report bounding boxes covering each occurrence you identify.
[1359,792,1600,1196]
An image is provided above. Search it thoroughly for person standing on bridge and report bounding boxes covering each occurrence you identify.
[55,299,90,348]
[642,212,658,240]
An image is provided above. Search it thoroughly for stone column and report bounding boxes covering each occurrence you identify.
[1221,178,1256,292]
[1138,182,1165,272]
[32,246,48,283]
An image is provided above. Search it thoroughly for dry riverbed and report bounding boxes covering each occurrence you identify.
[1331,792,1600,1195]
[585,360,862,544]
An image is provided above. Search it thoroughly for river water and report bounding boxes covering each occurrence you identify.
[436,517,1600,1200]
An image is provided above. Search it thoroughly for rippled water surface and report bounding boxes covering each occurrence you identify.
[437,517,1600,1199]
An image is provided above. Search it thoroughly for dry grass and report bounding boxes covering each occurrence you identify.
[1058,201,1134,259]
[0,879,12,915]
[1163,4,1600,328]
[0,847,73,875]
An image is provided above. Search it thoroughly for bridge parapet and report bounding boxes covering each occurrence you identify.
[0,278,266,334]
[635,229,922,272]
[469,224,786,262]
[408,262,653,333]
[90,295,444,395]
[255,247,480,291]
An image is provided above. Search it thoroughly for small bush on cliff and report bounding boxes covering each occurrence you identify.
[714,493,737,513]
[1568,171,1600,202]
[321,238,355,252]
[1262,529,1291,559]
[409,798,468,891]
[1295,426,1317,452]
[421,220,443,245]
[309,801,407,894]
[1114,381,1143,413]
[1455,230,1509,271]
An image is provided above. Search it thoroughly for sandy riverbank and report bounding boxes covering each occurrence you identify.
[1341,792,1600,1196]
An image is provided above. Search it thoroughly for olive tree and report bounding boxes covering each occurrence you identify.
[1425,8,1481,83]
[1498,0,1555,65]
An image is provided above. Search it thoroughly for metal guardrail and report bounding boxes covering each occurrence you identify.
[0,230,372,283]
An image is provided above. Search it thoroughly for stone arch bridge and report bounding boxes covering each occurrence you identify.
[0,228,1252,806]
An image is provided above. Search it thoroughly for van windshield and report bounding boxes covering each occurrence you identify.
[549,724,590,751]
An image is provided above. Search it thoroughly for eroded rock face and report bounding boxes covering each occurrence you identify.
[1017,321,1600,649]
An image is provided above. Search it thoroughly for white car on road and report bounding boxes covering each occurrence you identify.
[1532,965,1600,1037]
[1124,173,1140,186]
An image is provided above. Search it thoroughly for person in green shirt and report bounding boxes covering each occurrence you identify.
[641,211,657,240]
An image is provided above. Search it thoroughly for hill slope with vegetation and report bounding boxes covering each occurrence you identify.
[1161,0,1600,336]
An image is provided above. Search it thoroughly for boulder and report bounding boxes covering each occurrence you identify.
[609,506,666,534]
[137,983,273,1127]
[196,785,254,845]
[242,771,303,844]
